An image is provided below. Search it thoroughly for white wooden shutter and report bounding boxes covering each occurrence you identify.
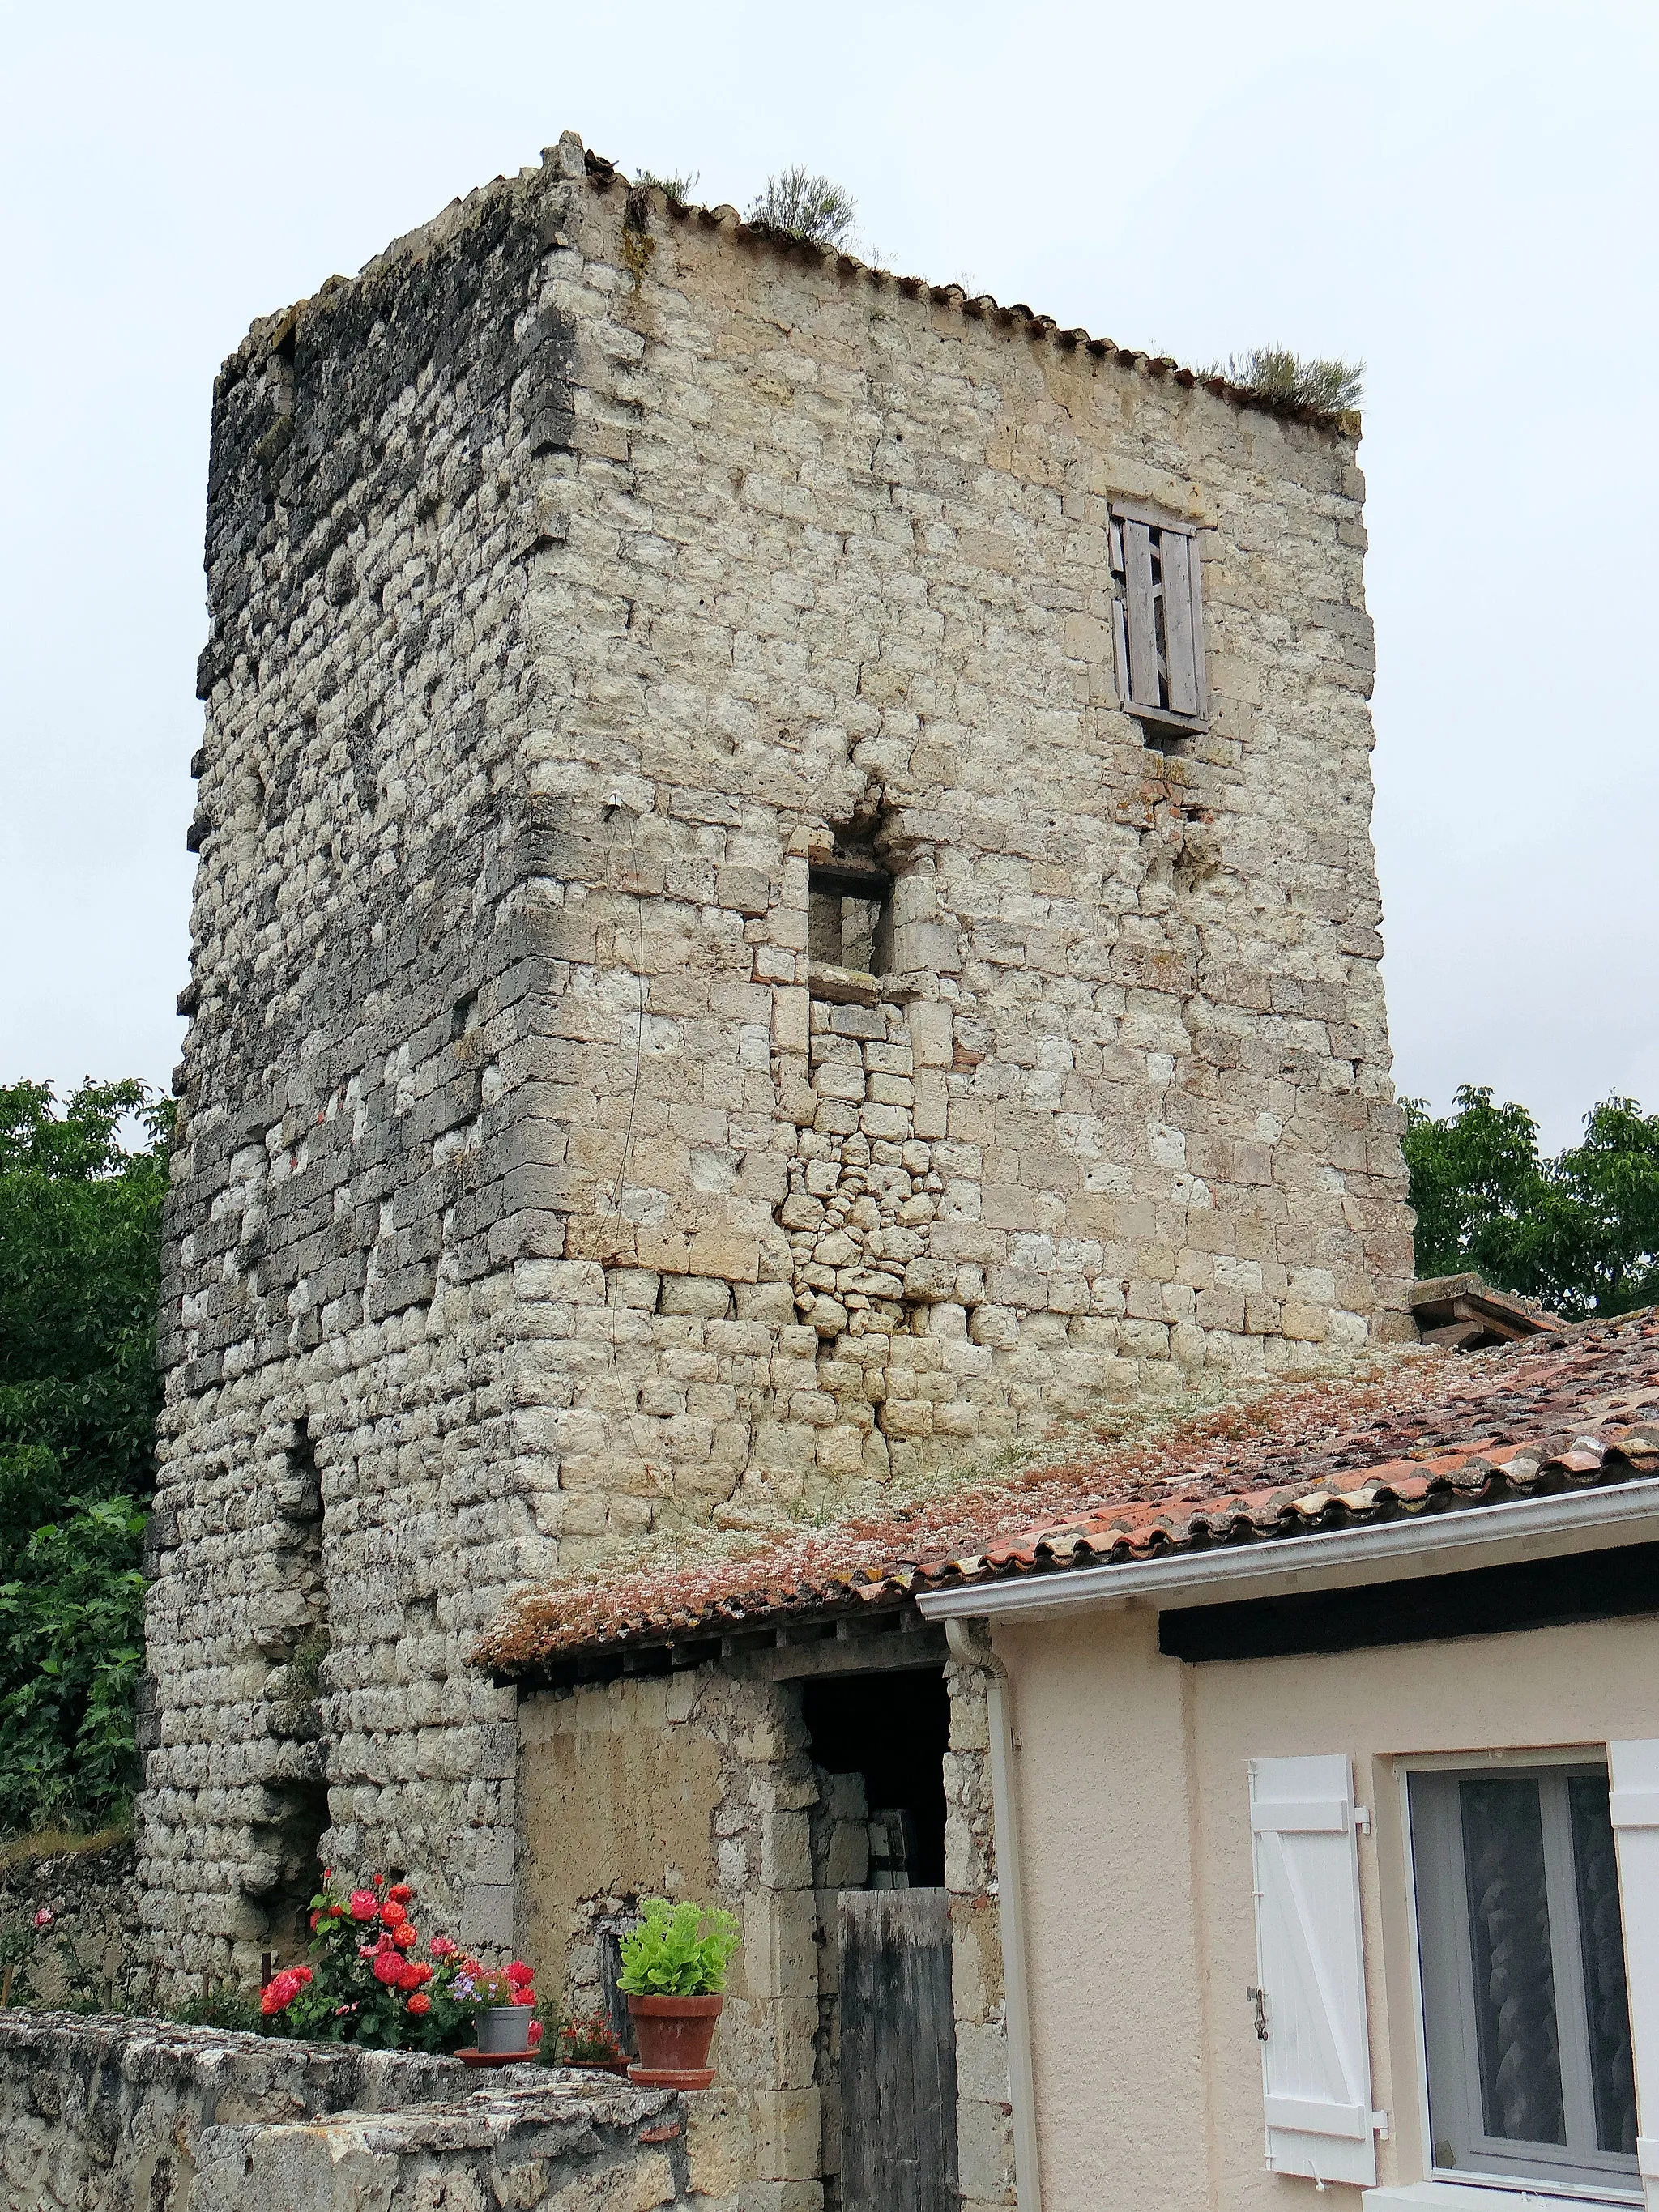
[1248,1754,1380,2187]
[1608,1741,1659,2206]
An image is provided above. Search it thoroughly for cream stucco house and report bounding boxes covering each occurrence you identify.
[484,1309,1659,2212]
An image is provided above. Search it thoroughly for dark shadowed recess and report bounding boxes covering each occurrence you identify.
[1160,1543,1659,1664]
[800,1669,950,1887]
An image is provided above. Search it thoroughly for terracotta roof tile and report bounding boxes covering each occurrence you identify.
[476,1310,1659,1677]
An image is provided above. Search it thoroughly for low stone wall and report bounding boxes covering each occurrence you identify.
[0,2011,737,2211]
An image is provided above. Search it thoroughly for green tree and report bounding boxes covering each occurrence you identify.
[1542,1096,1659,1319]
[1403,1085,1659,1323]
[0,1080,171,1832]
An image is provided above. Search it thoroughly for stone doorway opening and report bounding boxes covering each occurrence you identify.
[800,1666,949,1887]
[800,1663,957,2210]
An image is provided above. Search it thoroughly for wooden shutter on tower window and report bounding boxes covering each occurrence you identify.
[1248,1754,1381,2188]
[1608,1741,1659,2206]
[1109,504,1208,728]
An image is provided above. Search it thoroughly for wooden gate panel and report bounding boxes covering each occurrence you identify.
[839,1887,959,2212]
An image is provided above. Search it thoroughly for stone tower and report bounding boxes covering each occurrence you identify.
[139,130,1415,1976]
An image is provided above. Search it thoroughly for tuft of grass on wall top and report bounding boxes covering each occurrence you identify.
[1209,346,1365,416]
[745,169,856,249]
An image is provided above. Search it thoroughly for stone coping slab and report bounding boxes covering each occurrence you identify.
[0,2011,727,2211]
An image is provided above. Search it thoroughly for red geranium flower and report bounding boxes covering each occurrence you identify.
[391,1922,417,1949]
[388,1882,413,1903]
[527,2022,543,2046]
[372,1950,405,1986]
[407,1993,430,2016]
[348,1890,378,1921]
[381,1900,407,1927]
[505,1961,533,1987]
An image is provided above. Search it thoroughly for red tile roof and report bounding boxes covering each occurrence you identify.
[476,1311,1659,1678]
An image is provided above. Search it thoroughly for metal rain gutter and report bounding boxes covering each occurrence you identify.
[915,1477,1659,1626]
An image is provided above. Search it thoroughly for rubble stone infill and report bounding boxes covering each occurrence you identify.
[0,2010,735,2210]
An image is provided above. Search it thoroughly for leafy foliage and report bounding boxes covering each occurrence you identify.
[1403,1086,1659,1321]
[0,1080,172,1834]
[260,1869,539,2051]
[1209,345,1365,414]
[746,169,856,248]
[634,168,699,206]
[616,1896,742,1997]
[545,2005,626,2066]
[168,1982,264,2033]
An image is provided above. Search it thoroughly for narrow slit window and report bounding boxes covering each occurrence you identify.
[1408,1764,1638,2200]
[1109,503,1207,735]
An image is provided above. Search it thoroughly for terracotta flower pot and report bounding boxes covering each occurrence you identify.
[475,2005,533,2055]
[625,1993,724,2088]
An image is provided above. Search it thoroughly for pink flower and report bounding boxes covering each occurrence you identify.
[372,1950,405,1986]
[348,1890,378,1921]
[429,1936,458,1961]
[32,1907,53,1929]
[527,2021,543,2046]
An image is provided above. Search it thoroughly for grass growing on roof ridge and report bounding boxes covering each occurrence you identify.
[480,1341,1451,1664]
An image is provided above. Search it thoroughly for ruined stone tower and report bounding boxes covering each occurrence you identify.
[139,130,1415,1976]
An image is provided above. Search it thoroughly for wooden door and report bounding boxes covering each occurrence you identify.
[839,1887,959,2212]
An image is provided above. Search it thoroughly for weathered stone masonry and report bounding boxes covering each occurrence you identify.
[142,126,1415,1982]
[515,1638,1010,2210]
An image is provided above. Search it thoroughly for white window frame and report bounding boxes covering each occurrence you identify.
[1392,1750,1642,2210]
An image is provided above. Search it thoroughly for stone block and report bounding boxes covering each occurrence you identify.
[718,866,772,915]
[458,1881,514,1948]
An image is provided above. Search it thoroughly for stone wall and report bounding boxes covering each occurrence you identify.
[0,1836,143,2011]
[0,2011,735,2212]
[147,122,1415,1979]
[517,1641,1012,2210]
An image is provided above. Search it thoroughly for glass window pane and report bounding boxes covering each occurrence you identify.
[1460,1777,1565,2144]
[1569,1774,1638,2156]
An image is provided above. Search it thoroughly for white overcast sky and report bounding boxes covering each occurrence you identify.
[2,1,1654,1153]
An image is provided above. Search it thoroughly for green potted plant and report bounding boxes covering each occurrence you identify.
[616,1898,741,2088]
[549,2005,629,2075]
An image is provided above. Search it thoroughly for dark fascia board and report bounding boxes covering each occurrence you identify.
[1160,1539,1659,1664]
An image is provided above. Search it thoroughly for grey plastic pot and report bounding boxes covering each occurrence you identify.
[474,2005,534,2055]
